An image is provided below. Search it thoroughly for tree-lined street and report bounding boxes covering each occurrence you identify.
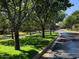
[1,0,79,59]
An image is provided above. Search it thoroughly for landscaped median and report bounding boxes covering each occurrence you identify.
[0,32,58,59]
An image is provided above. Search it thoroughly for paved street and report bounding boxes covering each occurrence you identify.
[42,29,79,59]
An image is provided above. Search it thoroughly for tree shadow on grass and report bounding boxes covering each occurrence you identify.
[0,34,56,46]
[0,40,14,46]
[0,36,51,51]
[20,50,38,59]
[0,34,57,59]
[0,50,38,59]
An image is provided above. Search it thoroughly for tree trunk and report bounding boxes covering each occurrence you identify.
[11,31,14,39]
[29,31,32,36]
[50,29,52,35]
[11,28,14,39]
[0,30,4,35]
[42,27,45,38]
[14,29,20,50]
[11,22,15,39]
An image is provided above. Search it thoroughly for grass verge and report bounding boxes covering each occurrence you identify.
[0,32,58,59]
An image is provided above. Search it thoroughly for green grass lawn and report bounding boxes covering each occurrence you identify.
[0,32,58,59]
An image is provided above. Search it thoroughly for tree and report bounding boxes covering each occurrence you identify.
[0,12,9,34]
[0,0,35,50]
[63,16,76,29]
[48,10,66,35]
[21,19,37,35]
[33,0,72,38]
[0,18,9,35]
[71,10,79,24]
[63,10,79,29]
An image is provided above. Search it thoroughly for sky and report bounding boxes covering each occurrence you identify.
[65,0,79,15]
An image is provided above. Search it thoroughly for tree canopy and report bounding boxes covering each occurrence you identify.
[63,10,79,29]
[0,0,72,50]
